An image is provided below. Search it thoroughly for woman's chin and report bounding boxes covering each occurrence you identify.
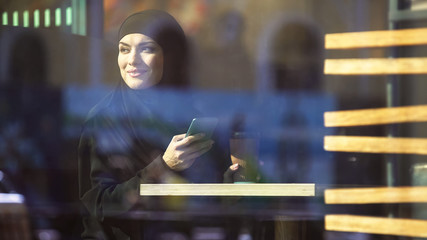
[124,78,154,90]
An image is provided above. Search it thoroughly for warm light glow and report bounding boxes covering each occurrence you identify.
[1,12,7,25]
[44,9,51,27]
[23,10,29,27]
[13,11,18,26]
[55,8,61,26]
[34,10,40,28]
[66,7,72,26]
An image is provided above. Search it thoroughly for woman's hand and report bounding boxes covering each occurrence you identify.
[163,133,214,171]
[223,163,239,183]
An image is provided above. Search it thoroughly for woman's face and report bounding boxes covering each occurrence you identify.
[118,33,164,89]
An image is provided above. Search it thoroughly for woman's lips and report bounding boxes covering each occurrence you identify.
[127,69,146,78]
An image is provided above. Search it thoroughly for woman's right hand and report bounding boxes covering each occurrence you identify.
[163,133,214,171]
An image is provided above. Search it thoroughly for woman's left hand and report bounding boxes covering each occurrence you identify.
[163,133,214,171]
[223,163,239,183]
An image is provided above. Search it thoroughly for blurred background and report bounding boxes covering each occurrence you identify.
[1,0,427,239]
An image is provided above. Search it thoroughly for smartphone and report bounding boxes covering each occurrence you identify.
[185,117,218,139]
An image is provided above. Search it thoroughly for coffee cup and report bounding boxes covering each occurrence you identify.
[229,132,259,183]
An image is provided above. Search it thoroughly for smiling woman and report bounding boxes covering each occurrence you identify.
[77,10,219,240]
[118,34,164,89]
[116,9,189,88]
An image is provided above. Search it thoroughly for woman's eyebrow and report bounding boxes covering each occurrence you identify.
[119,42,130,47]
[138,41,156,46]
[118,41,156,47]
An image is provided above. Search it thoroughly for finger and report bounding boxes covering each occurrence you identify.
[173,133,187,142]
[181,143,213,160]
[180,133,206,145]
[229,163,239,171]
[179,139,213,155]
[177,136,210,150]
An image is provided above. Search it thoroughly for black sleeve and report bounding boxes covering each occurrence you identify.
[78,124,174,222]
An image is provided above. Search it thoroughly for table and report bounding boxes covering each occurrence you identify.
[137,183,319,239]
[140,183,316,197]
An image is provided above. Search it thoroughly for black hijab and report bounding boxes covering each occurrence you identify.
[85,10,191,155]
[108,10,191,152]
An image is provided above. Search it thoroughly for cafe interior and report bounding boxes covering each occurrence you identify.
[1,0,427,239]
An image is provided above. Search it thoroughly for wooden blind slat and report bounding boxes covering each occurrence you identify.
[140,183,315,196]
[325,186,427,204]
[324,105,427,127]
[324,58,427,75]
[324,136,427,155]
[325,28,427,49]
[325,215,427,238]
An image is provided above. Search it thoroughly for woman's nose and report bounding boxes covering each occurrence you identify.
[129,51,143,66]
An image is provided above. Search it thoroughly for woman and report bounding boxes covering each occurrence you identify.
[78,10,219,239]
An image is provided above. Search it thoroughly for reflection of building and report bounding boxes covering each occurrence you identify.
[256,14,323,92]
[0,0,116,88]
[1,0,103,37]
[192,9,256,90]
[0,1,108,238]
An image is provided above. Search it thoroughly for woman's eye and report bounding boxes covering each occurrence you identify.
[119,47,130,53]
[141,46,155,53]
